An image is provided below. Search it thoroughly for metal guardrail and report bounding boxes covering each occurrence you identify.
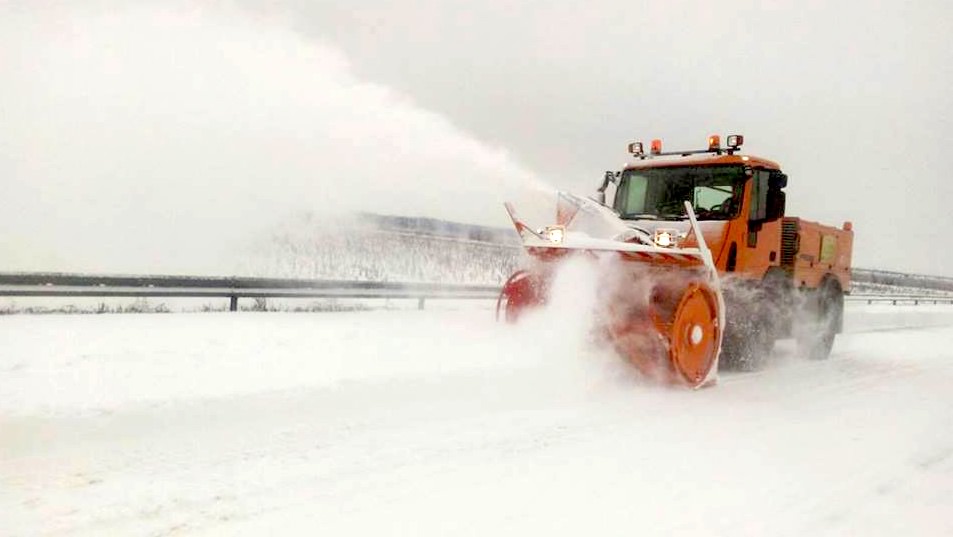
[3,272,953,312]
[846,294,953,306]
[0,272,500,311]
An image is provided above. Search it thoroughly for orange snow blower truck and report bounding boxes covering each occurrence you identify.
[498,135,853,388]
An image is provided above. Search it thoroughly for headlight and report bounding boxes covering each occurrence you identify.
[654,228,679,248]
[542,225,565,244]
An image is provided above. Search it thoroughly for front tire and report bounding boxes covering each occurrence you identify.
[720,314,774,371]
[719,275,786,372]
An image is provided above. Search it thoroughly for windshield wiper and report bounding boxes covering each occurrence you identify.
[658,213,689,221]
[623,213,659,220]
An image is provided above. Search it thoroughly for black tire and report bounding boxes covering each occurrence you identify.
[796,279,843,360]
[720,314,774,371]
[718,273,788,372]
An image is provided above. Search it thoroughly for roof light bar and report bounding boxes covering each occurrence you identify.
[627,134,746,159]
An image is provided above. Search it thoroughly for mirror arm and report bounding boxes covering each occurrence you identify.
[593,171,618,206]
[597,171,617,193]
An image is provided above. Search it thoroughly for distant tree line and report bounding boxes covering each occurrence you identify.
[851,268,953,293]
[361,213,519,245]
[247,213,522,285]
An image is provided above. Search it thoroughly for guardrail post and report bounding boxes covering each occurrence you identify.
[229,296,238,312]
[418,297,425,310]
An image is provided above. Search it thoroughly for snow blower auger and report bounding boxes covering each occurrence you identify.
[498,134,855,384]
[497,192,725,389]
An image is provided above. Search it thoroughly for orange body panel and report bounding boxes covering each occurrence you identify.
[787,218,854,292]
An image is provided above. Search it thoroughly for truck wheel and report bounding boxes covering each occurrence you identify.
[718,280,779,372]
[796,280,843,360]
[720,315,774,371]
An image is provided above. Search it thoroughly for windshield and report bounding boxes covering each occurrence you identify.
[613,165,746,221]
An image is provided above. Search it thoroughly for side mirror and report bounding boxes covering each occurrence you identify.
[750,170,786,223]
[766,172,787,220]
[766,189,785,221]
[770,172,788,189]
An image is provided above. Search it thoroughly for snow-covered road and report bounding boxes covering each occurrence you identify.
[3,303,953,536]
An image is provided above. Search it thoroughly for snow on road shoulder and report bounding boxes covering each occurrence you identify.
[0,310,490,416]
[3,303,953,417]
[844,302,953,333]
[0,306,629,417]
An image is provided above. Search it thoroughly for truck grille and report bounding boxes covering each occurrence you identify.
[781,218,798,268]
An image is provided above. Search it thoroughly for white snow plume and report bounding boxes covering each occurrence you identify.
[512,254,657,391]
[0,4,550,275]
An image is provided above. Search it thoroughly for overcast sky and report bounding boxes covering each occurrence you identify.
[2,1,952,276]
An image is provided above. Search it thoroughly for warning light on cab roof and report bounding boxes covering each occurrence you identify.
[628,133,745,159]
